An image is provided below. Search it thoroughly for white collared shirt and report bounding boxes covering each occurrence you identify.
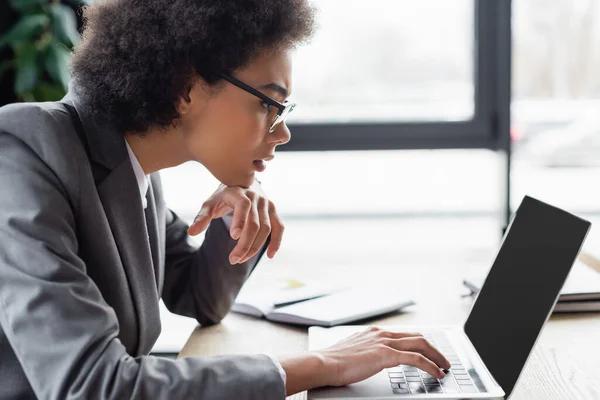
[125,140,150,209]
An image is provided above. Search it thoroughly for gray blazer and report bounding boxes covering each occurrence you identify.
[0,94,285,399]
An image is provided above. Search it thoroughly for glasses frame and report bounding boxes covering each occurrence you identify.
[218,72,295,132]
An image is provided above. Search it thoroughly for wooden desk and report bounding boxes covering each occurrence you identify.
[179,254,600,400]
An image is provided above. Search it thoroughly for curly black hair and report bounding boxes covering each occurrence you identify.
[70,0,316,135]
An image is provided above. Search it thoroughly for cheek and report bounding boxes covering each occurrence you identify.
[185,103,259,152]
[183,106,266,184]
[202,115,264,157]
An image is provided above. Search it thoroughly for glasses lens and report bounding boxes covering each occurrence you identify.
[267,107,279,132]
[269,102,296,132]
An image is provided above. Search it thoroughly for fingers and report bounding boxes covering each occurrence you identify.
[267,201,284,259]
[384,337,451,370]
[382,330,424,340]
[228,192,252,240]
[188,188,247,237]
[187,204,214,236]
[229,193,260,264]
[391,349,446,379]
[238,196,271,263]
[365,326,423,340]
[189,184,283,263]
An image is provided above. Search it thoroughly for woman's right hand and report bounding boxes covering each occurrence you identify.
[318,326,451,387]
[279,327,451,396]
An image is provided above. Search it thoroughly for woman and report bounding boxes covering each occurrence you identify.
[0,0,449,399]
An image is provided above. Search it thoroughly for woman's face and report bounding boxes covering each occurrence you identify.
[178,50,293,188]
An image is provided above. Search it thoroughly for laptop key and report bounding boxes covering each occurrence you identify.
[443,385,461,393]
[460,385,479,393]
[408,383,426,394]
[425,385,444,394]
[393,388,410,395]
[442,380,460,386]
[423,378,440,385]
[404,371,420,377]
[454,375,472,381]
[390,378,405,383]
[388,372,404,378]
[391,383,408,389]
[406,376,422,382]
[457,379,475,386]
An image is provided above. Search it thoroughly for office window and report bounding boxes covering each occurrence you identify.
[284,0,509,151]
[290,0,474,124]
[511,0,600,214]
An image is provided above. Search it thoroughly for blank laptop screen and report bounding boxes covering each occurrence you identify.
[464,196,590,398]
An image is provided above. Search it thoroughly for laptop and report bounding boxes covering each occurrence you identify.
[308,196,591,399]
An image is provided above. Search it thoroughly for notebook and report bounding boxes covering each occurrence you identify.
[233,286,415,327]
[232,281,339,318]
[463,259,600,312]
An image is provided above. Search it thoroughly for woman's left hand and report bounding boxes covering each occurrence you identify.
[187,183,284,264]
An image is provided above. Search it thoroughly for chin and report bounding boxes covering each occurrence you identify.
[220,172,255,189]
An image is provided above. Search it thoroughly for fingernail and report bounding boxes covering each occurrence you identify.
[230,256,240,264]
[231,228,242,239]
[194,210,209,222]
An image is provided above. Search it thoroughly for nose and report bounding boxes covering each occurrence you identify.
[267,122,291,146]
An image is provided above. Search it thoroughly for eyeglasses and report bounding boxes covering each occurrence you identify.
[218,72,296,133]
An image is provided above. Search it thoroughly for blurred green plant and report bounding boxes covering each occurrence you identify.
[0,0,88,102]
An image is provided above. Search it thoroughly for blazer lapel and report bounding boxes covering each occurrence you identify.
[96,163,161,354]
[65,91,161,355]
[144,184,163,294]
[149,174,167,297]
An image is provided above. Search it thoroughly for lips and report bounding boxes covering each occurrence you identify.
[253,160,267,172]
[253,155,274,172]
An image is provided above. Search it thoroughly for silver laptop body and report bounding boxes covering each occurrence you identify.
[307,196,591,399]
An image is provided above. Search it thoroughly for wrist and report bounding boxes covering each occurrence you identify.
[279,351,330,396]
[310,351,332,388]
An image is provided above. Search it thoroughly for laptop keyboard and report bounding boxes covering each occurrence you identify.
[387,331,479,395]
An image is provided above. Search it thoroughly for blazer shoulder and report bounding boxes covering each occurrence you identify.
[0,101,75,146]
[0,101,86,200]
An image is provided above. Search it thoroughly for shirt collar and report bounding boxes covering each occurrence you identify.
[125,139,149,209]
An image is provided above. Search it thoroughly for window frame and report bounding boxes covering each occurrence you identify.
[281,0,511,153]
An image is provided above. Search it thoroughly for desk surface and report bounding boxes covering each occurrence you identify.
[179,219,600,400]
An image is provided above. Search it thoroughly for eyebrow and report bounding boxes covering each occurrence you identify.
[258,83,289,99]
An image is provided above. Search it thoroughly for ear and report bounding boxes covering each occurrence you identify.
[177,78,212,116]
[177,86,194,116]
